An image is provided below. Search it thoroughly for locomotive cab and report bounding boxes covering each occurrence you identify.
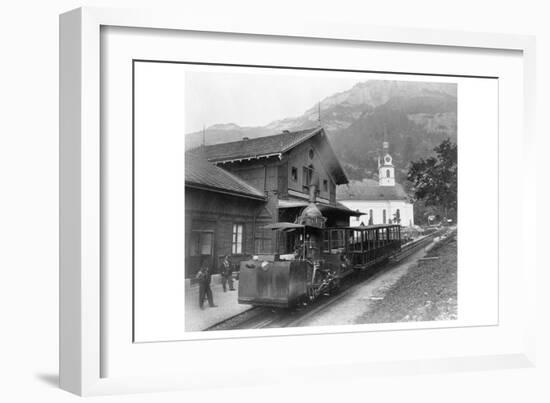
[238,223,315,308]
[238,221,345,308]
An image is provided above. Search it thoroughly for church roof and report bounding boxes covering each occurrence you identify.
[185,150,266,201]
[336,179,409,201]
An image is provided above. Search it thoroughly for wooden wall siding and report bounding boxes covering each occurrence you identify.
[277,159,288,198]
[254,219,274,254]
[185,188,265,278]
[219,157,280,194]
[329,181,336,203]
[185,187,262,216]
[286,139,336,202]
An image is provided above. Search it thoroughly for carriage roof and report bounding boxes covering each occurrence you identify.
[325,224,401,230]
[264,222,400,232]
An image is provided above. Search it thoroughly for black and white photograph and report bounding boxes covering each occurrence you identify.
[129,53,500,344]
[173,66,459,332]
[2,0,544,400]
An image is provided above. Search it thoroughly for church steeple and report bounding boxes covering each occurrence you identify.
[379,141,395,186]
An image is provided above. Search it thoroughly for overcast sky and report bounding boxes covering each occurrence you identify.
[182,67,369,133]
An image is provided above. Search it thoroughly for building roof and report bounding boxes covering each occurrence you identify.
[337,179,409,201]
[185,151,266,200]
[197,127,348,185]
[200,127,323,163]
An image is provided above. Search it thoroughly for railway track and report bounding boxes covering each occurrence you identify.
[205,228,449,331]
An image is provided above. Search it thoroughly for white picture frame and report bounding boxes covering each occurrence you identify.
[59,6,537,396]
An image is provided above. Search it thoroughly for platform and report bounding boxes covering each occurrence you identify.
[184,276,252,332]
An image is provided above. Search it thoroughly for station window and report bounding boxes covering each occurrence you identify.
[232,223,244,254]
[302,165,313,189]
[291,166,298,182]
[323,179,328,192]
[383,209,387,224]
[190,231,213,256]
[386,169,390,178]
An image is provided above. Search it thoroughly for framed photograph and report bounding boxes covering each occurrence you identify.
[60,7,537,396]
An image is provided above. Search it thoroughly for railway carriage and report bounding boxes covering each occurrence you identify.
[238,202,402,308]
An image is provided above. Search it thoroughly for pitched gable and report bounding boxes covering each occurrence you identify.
[198,127,348,185]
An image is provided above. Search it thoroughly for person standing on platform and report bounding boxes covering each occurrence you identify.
[221,255,235,292]
[196,259,217,309]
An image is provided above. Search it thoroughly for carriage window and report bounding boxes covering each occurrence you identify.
[354,231,362,251]
[330,230,344,252]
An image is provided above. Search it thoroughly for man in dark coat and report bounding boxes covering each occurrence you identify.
[221,255,235,292]
[196,260,217,309]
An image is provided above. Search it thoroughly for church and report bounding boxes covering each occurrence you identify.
[337,141,415,227]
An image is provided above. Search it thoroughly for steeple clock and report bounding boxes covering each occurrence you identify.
[378,141,395,186]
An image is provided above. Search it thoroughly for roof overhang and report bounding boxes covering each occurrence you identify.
[211,152,282,165]
[277,199,363,217]
[317,203,363,217]
[185,182,266,201]
[278,199,309,209]
[263,222,305,231]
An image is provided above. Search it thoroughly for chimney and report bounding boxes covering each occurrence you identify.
[309,183,317,203]
[309,172,320,203]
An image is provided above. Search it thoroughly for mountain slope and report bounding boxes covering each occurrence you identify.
[185,80,457,183]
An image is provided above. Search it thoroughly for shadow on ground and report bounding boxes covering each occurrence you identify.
[35,373,59,388]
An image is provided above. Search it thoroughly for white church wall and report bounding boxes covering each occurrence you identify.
[340,141,414,227]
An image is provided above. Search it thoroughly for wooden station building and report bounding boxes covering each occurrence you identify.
[185,127,361,278]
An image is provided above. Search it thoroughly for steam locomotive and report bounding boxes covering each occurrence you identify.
[238,202,402,308]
